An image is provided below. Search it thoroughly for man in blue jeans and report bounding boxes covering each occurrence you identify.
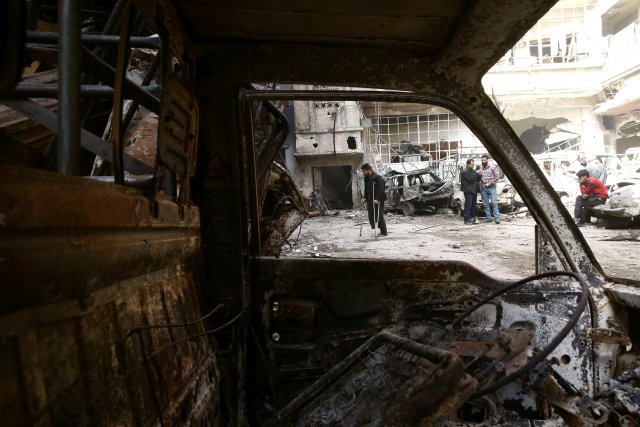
[478,154,501,224]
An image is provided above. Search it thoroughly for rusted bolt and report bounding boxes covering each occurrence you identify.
[271,332,280,342]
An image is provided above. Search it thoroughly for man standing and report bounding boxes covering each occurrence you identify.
[478,154,501,224]
[574,169,608,227]
[586,156,607,184]
[460,159,480,225]
[361,163,387,236]
[571,151,588,173]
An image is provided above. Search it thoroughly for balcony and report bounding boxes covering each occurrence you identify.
[602,18,640,83]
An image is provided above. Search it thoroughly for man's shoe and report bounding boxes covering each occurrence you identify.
[380,232,388,236]
[464,221,471,225]
[485,219,493,223]
[495,218,500,224]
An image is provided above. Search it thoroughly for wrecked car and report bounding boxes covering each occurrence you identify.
[383,167,454,215]
[593,182,640,228]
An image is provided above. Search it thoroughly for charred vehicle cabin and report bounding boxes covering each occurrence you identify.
[1,1,640,427]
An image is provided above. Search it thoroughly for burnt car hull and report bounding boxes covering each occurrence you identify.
[384,167,454,215]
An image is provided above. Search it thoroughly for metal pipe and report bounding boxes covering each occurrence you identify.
[163,170,177,198]
[101,0,129,36]
[57,0,81,175]
[24,45,163,113]
[9,83,161,98]
[26,31,160,49]
[111,2,132,185]
[27,0,40,31]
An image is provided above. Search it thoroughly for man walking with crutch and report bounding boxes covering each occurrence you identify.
[361,163,388,237]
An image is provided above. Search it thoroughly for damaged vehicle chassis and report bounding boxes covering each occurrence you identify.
[1,1,640,427]
[384,167,454,216]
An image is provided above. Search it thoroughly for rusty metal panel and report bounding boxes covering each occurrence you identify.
[253,257,595,424]
[0,165,200,312]
[0,163,218,425]
[0,268,219,426]
[158,75,198,176]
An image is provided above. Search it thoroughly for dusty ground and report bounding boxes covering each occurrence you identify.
[281,209,639,281]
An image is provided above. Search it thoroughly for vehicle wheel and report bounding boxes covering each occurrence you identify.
[454,199,463,216]
[401,202,415,216]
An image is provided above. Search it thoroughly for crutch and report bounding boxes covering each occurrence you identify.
[359,201,364,237]
[373,181,378,240]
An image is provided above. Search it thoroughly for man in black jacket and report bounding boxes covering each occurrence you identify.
[361,163,388,236]
[460,159,481,225]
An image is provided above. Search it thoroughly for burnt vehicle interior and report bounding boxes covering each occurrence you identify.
[2,1,640,426]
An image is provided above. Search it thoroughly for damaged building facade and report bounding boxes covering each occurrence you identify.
[286,0,640,205]
[484,0,640,162]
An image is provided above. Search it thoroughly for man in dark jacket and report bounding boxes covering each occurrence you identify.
[460,159,481,225]
[574,169,608,227]
[361,163,387,236]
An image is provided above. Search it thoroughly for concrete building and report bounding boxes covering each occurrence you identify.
[483,0,640,162]
[285,0,640,205]
[289,86,364,209]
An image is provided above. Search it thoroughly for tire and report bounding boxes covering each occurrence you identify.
[401,201,416,216]
[454,199,463,216]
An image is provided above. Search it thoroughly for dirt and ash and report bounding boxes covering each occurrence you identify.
[281,210,638,281]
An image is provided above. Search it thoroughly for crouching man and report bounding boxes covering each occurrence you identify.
[574,169,608,227]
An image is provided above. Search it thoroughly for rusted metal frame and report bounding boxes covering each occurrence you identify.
[121,52,162,133]
[123,304,222,427]
[26,31,160,49]
[528,363,610,425]
[9,82,161,100]
[153,6,177,200]
[57,0,81,175]
[101,0,129,38]
[464,86,624,401]
[135,331,167,427]
[26,0,40,30]
[266,330,467,426]
[81,46,161,113]
[443,270,589,399]
[255,100,290,199]
[1,99,153,174]
[112,3,133,185]
[241,96,263,257]
[25,40,161,101]
[126,310,244,425]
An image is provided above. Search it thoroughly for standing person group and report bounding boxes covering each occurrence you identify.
[478,154,501,224]
[571,151,607,184]
[361,163,387,236]
[460,158,480,225]
[574,169,608,227]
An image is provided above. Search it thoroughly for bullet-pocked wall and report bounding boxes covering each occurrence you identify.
[292,89,365,207]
